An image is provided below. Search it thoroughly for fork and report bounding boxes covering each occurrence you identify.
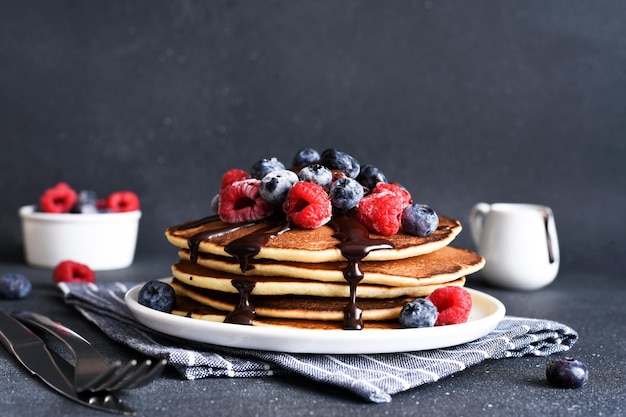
[13,311,167,393]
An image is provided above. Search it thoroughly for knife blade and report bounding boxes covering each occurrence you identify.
[0,311,134,415]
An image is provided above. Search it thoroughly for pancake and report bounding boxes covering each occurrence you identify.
[170,277,464,322]
[165,214,462,263]
[178,245,485,287]
[172,259,467,298]
[171,294,400,330]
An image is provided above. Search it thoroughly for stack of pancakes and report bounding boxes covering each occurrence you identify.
[164,213,485,330]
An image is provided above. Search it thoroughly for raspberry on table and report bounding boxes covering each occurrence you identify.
[39,182,78,213]
[53,260,96,284]
[282,181,332,229]
[219,179,274,223]
[427,286,472,326]
[221,169,250,190]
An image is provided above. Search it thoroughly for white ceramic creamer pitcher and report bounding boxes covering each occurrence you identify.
[469,203,559,290]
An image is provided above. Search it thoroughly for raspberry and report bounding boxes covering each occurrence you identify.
[53,260,96,284]
[371,182,412,205]
[220,169,250,190]
[282,181,332,229]
[105,191,140,212]
[355,190,405,235]
[219,179,274,223]
[39,182,78,213]
[427,286,472,326]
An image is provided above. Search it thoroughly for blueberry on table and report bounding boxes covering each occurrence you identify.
[0,273,32,299]
[546,357,589,388]
[138,281,176,313]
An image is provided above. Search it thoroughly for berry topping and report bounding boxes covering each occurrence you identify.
[138,280,176,313]
[219,179,274,223]
[71,190,100,214]
[250,157,285,180]
[356,164,387,191]
[402,204,439,237]
[221,169,250,190]
[0,273,32,299]
[546,357,589,389]
[283,181,332,229]
[355,190,405,235]
[371,182,412,205]
[259,169,299,205]
[427,286,472,326]
[399,298,438,328]
[105,191,141,212]
[292,148,320,167]
[319,148,360,178]
[329,177,364,210]
[39,182,78,213]
[297,164,333,187]
[53,260,96,284]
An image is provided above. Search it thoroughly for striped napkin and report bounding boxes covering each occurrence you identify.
[58,282,578,403]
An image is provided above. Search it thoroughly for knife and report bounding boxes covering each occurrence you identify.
[0,311,134,415]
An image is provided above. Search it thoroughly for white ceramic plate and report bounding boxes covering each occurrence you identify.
[125,280,505,354]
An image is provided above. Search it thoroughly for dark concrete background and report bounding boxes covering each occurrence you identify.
[1,1,624,277]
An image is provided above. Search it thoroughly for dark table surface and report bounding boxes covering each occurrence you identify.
[1,255,624,417]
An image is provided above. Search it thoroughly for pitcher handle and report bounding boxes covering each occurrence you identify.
[469,202,491,247]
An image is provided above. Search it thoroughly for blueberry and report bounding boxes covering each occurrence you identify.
[329,177,364,210]
[71,190,100,213]
[0,273,32,299]
[298,164,333,186]
[319,148,360,178]
[399,298,438,328]
[250,157,286,180]
[546,357,589,388]
[356,164,387,191]
[138,280,176,313]
[292,148,320,167]
[401,204,439,237]
[259,169,299,205]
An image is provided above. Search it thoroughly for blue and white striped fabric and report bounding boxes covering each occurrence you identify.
[58,282,578,403]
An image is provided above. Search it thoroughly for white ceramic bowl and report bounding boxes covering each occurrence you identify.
[19,205,141,270]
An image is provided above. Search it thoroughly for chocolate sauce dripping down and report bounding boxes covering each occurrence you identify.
[186,222,255,263]
[224,279,256,325]
[224,221,291,273]
[330,215,394,330]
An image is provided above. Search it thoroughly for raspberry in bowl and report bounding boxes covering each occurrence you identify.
[19,182,142,270]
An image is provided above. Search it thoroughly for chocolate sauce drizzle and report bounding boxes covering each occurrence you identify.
[330,215,394,329]
[224,279,256,325]
[225,221,291,273]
